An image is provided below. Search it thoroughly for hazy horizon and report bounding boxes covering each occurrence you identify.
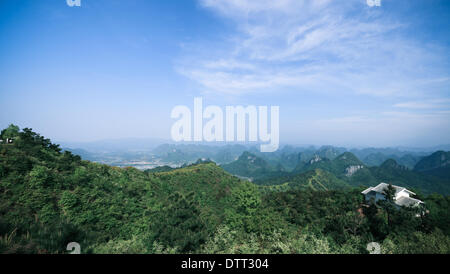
[55,135,450,153]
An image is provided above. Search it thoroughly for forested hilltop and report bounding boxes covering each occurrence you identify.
[0,125,449,254]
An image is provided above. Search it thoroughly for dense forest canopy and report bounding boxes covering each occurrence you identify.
[0,125,449,254]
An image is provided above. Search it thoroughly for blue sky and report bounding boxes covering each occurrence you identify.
[0,0,449,148]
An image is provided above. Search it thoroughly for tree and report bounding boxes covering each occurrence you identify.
[363,203,388,240]
[1,124,19,139]
[382,184,396,202]
[379,184,397,231]
[149,192,207,252]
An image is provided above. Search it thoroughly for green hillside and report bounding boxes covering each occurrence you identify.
[414,151,450,181]
[414,151,450,172]
[0,126,268,253]
[261,169,350,193]
[294,152,365,178]
[1,125,449,254]
[221,151,289,181]
[362,152,421,169]
[261,152,450,195]
[365,159,450,195]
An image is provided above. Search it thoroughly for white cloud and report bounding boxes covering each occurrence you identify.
[393,99,450,109]
[178,0,449,98]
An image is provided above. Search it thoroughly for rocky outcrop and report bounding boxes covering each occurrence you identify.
[345,165,364,177]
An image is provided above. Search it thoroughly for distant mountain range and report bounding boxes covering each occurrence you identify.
[414,151,450,180]
[221,151,289,181]
[146,143,432,170]
[61,141,450,195]
[219,150,450,195]
[61,139,449,164]
[59,137,169,153]
[152,144,248,165]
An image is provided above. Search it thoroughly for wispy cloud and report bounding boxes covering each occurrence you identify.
[178,0,449,97]
[393,99,450,109]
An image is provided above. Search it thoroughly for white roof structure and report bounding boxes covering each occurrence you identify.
[395,196,423,207]
[361,182,423,208]
[361,182,415,196]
